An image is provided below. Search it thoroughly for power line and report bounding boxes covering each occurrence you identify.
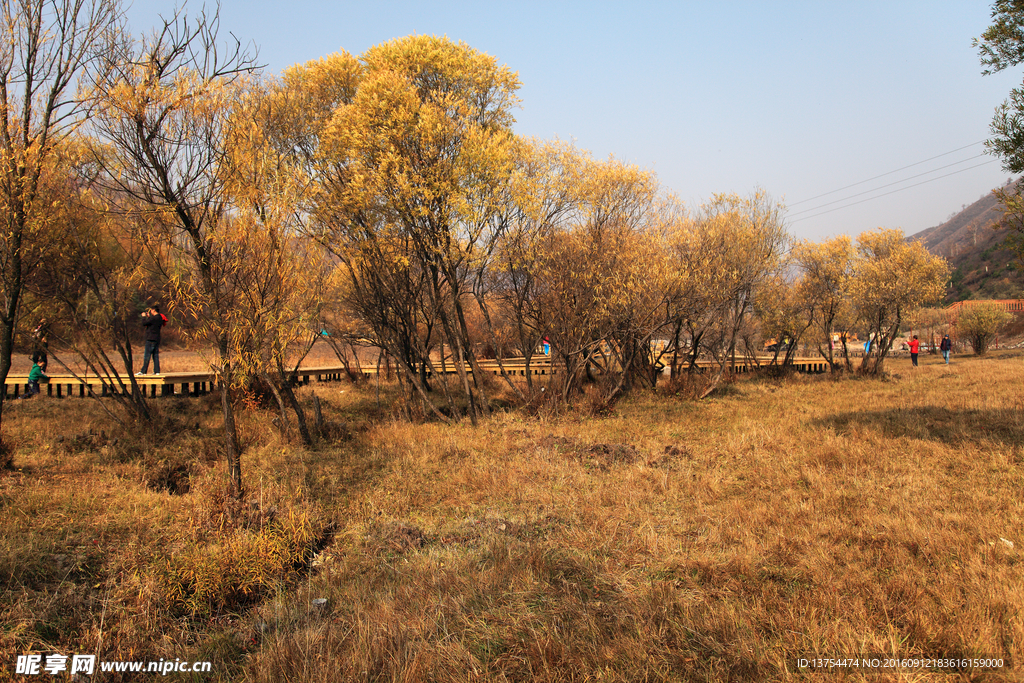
[787,152,990,218]
[788,158,1000,224]
[789,140,987,207]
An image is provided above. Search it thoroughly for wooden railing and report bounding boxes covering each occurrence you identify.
[945,299,1024,319]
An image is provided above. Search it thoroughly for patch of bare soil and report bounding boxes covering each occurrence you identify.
[536,435,642,471]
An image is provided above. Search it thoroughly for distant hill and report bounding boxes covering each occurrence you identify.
[909,181,1024,302]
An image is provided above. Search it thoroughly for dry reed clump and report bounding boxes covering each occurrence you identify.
[363,520,427,555]
[0,455,187,666]
[659,370,741,400]
[533,434,643,471]
[155,461,333,619]
[156,508,327,618]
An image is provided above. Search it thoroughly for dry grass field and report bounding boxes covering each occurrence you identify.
[0,351,1021,681]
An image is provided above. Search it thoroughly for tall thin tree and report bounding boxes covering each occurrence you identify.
[0,0,122,436]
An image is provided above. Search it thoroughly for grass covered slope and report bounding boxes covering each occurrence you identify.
[2,354,1022,681]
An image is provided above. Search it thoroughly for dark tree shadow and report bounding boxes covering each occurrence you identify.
[813,405,1024,447]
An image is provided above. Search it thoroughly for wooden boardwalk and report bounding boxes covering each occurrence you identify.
[3,371,220,399]
[2,357,831,399]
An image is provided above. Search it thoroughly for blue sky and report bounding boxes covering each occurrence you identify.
[126,0,1021,241]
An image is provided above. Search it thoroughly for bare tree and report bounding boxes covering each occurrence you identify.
[89,7,259,498]
[0,0,122,435]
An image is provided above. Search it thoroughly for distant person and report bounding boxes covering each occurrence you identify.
[138,304,167,375]
[30,336,47,368]
[31,318,49,342]
[940,334,952,364]
[909,335,920,367]
[30,318,49,367]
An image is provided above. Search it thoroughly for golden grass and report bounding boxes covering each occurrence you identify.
[1,352,1022,681]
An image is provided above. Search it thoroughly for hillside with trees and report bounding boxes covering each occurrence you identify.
[909,180,1024,301]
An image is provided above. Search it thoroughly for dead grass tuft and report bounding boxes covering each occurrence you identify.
[364,521,427,555]
[660,370,741,400]
[158,495,330,618]
[0,438,12,470]
[585,442,640,468]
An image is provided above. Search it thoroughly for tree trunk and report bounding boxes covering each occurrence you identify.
[348,342,365,378]
[445,321,479,425]
[523,346,535,394]
[670,320,682,379]
[311,393,326,436]
[0,325,15,436]
[428,335,460,419]
[474,292,526,402]
[275,360,313,446]
[221,377,243,500]
[394,356,452,424]
[0,245,22,436]
[687,326,704,373]
[219,350,244,499]
[261,372,290,436]
[453,297,491,420]
[419,357,431,392]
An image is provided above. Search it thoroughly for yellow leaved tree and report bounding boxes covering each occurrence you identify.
[792,235,856,372]
[851,229,950,373]
[487,138,585,396]
[530,154,666,403]
[28,140,161,422]
[754,269,814,370]
[666,191,787,395]
[218,79,337,446]
[956,303,1011,355]
[296,36,521,424]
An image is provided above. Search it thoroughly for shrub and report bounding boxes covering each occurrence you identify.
[158,505,328,617]
[956,303,1012,355]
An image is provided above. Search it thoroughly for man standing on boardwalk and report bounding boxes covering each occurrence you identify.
[138,305,167,375]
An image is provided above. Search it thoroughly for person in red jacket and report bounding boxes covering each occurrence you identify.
[909,335,920,367]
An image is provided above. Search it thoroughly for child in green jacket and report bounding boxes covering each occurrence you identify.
[26,360,47,397]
